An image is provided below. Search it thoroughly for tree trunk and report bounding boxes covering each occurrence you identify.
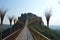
[47,21,49,27]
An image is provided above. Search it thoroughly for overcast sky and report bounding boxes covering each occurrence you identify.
[0,0,60,26]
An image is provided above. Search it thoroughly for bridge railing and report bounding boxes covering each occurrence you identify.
[3,26,24,40]
[28,26,51,40]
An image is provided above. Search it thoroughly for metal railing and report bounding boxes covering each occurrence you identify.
[28,26,51,40]
[3,26,24,40]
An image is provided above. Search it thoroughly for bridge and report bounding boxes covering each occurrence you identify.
[2,19,51,40]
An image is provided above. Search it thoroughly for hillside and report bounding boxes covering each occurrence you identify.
[18,13,60,40]
[28,24,60,40]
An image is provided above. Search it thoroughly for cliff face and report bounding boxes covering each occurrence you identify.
[18,13,60,40]
[14,13,60,40]
[18,13,44,25]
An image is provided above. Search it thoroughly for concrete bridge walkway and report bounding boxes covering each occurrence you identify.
[15,19,34,40]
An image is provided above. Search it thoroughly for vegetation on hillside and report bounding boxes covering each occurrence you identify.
[1,13,60,40]
[18,13,60,40]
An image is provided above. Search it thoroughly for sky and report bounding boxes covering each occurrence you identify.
[0,0,60,26]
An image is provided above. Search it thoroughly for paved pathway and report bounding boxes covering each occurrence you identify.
[15,19,34,40]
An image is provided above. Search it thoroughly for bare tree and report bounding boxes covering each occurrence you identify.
[45,10,52,27]
[8,16,13,34]
[8,17,13,26]
[13,17,17,24]
[0,9,7,40]
[0,9,7,26]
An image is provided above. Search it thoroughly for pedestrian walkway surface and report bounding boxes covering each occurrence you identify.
[15,19,34,40]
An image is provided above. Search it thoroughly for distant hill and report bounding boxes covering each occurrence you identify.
[18,13,43,24]
[50,25,60,31]
[18,13,60,40]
